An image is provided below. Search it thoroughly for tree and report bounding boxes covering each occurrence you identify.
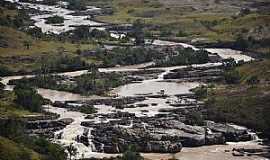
[133,19,145,45]
[0,65,11,76]
[122,145,143,160]
[66,143,78,160]
[246,75,259,86]
[224,70,241,84]
[14,84,43,112]
[0,82,4,90]
[23,40,32,49]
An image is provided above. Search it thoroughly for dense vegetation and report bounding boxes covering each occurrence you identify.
[9,70,129,95]
[0,119,67,160]
[201,60,270,138]
[45,16,64,24]
[96,0,270,57]
[96,46,161,67]
[155,48,209,67]
[14,84,44,112]
[0,87,66,160]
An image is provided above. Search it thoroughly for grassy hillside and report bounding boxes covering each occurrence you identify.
[237,60,270,83]
[0,136,41,160]
[96,0,270,55]
[0,3,98,74]
[205,60,270,137]
[0,90,37,118]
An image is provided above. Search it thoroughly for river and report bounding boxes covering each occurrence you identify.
[1,1,264,159]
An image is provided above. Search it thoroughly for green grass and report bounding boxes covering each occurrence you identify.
[0,136,41,160]
[237,59,270,83]
[205,60,270,137]
[96,0,270,49]
[0,26,98,73]
[0,90,39,118]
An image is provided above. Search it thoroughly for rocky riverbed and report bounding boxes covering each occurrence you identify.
[1,1,267,159]
[2,58,267,160]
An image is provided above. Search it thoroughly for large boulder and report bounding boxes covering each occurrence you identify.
[205,121,251,142]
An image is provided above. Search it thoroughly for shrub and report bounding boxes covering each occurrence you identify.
[0,65,12,76]
[45,16,64,24]
[192,85,208,99]
[224,70,241,84]
[14,84,43,112]
[0,82,4,90]
[122,145,143,160]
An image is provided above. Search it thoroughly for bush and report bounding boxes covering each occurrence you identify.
[0,82,4,90]
[66,0,86,10]
[34,137,67,160]
[0,65,12,76]
[78,105,97,114]
[224,70,241,84]
[246,75,259,85]
[45,16,64,24]
[0,118,25,139]
[192,85,208,99]
[122,145,143,160]
[155,48,209,66]
[14,84,43,112]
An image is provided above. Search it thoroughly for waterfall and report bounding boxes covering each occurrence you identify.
[87,128,96,152]
[248,131,259,141]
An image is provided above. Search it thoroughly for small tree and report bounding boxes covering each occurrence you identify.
[23,40,32,49]
[0,82,4,90]
[122,145,143,160]
[133,19,145,45]
[14,84,43,112]
[246,75,259,86]
[66,143,78,160]
[224,70,241,84]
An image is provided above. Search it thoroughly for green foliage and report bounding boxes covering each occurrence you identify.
[0,118,24,139]
[72,27,109,40]
[33,137,67,160]
[45,16,64,24]
[0,1,30,28]
[0,82,4,90]
[132,19,145,45]
[14,84,43,112]
[246,75,259,86]
[185,111,204,126]
[0,65,12,76]
[10,70,126,96]
[38,54,89,73]
[0,136,34,160]
[224,70,241,84]
[122,145,143,160]
[66,0,86,10]
[78,105,97,114]
[192,85,208,99]
[176,30,188,37]
[97,47,161,67]
[205,86,270,137]
[74,71,125,95]
[0,118,67,160]
[155,48,209,67]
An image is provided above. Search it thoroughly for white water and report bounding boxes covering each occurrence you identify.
[7,0,103,34]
